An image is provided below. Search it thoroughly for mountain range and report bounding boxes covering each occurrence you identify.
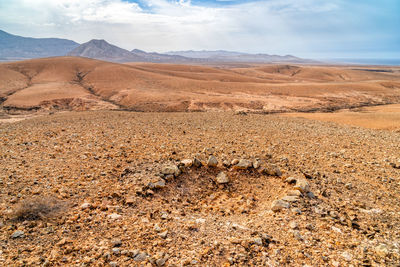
[0,29,312,63]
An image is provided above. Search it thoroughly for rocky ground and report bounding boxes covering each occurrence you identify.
[0,111,400,266]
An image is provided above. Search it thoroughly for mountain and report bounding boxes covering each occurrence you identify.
[67,39,145,63]
[130,49,194,63]
[165,50,311,63]
[0,29,79,61]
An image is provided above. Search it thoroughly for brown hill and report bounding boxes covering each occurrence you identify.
[1,56,400,113]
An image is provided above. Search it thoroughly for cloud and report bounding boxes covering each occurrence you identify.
[0,0,398,58]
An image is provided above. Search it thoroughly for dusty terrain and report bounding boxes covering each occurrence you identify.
[284,104,400,131]
[1,57,400,114]
[1,111,400,266]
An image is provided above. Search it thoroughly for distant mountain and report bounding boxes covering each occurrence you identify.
[165,50,311,63]
[67,39,145,63]
[0,29,79,61]
[131,49,194,63]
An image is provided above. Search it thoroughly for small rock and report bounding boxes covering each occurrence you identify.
[161,165,180,177]
[207,155,218,167]
[253,237,263,246]
[342,251,352,261]
[181,159,193,167]
[282,195,299,202]
[11,230,25,239]
[306,191,315,198]
[292,230,303,240]
[112,248,121,255]
[292,208,302,214]
[285,176,297,184]
[134,252,147,262]
[262,164,282,176]
[294,179,310,193]
[109,262,118,267]
[81,202,92,209]
[216,172,229,184]
[193,157,202,168]
[253,160,261,169]
[271,199,290,212]
[125,196,135,205]
[287,190,302,197]
[158,230,168,239]
[289,221,299,229]
[154,223,162,232]
[231,159,239,165]
[111,239,122,247]
[156,258,166,266]
[108,213,122,220]
[153,179,166,189]
[234,159,253,170]
[222,160,231,167]
[345,183,352,190]
[375,244,390,257]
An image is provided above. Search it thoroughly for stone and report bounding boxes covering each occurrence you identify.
[207,155,218,167]
[289,221,298,229]
[263,164,282,176]
[11,230,25,238]
[161,165,180,177]
[292,208,302,214]
[306,191,315,198]
[134,252,147,262]
[253,237,263,246]
[125,196,135,205]
[216,172,229,184]
[231,159,239,165]
[234,159,253,170]
[282,195,299,202]
[287,190,302,197]
[375,244,390,257]
[154,223,161,232]
[109,262,118,267]
[271,200,290,212]
[181,159,193,168]
[81,202,92,209]
[253,160,261,169]
[111,239,122,247]
[193,157,202,168]
[285,176,298,184]
[158,230,168,239]
[112,248,121,255]
[108,213,122,220]
[153,179,166,189]
[156,258,166,266]
[341,251,352,261]
[294,179,310,193]
[222,160,231,167]
[292,230,303,240]
[345,183,352,190]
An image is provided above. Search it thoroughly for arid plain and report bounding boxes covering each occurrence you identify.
[1,57,400,266]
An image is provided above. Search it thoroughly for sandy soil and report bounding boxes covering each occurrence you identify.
[1,111,399,266]
[283,104,400,131]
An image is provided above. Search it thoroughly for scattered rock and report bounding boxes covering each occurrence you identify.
[158,230,168,239]
[345,183,352,189]
[289,221,298,229]
[287,190,302,197]
[111,239,122,247]
[181,159,193,167]
[294,179,310,193]
[233,159,253,170]
[231,159,239,165]
[133,252,147,262]
[109,262,118,267]
[262,164,282,176]
[11,230,25,239]
[281,195,299,202]
[375,244,390,257]
[112,248,121,255]
[207,155,218,167]
[193,157,202,168]
[271,200,290,212]
[216,172,229,184]
[108,213,122,220]
[161,165,180,177]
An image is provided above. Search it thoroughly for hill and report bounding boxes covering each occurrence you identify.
[67,39,145,63]
[1,57,400,113]
[0,29,79,61]
[165,50,312,63]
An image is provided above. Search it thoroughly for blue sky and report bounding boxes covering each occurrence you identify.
[0,0,398,59]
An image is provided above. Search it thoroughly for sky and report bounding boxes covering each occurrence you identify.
[0,0,399,59]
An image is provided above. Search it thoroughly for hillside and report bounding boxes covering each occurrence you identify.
[0,30,79,61]
[1,57,400,113]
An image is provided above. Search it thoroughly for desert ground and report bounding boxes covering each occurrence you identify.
[1,57,400,266]
[1,57,400,114]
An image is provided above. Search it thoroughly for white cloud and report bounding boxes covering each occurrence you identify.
[0,0,398,58]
